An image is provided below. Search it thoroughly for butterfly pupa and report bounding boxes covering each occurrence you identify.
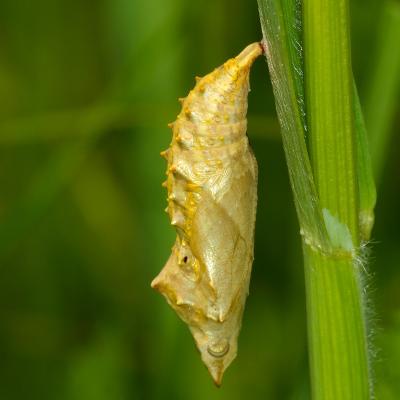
[151,42,262,385]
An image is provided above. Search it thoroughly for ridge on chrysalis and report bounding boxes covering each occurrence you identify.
[152,42,262,385]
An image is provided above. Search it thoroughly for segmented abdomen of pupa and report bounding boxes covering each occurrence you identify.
[151,42,262,385]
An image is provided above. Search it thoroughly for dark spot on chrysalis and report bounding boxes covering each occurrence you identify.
[184,108,191,120]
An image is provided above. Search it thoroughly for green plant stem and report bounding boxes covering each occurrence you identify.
[304,0,358,241]
[258,0,374,397]
[303,249,370,399]
[303,0,371,398]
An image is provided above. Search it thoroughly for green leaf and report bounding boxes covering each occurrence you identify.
[257,0,328,251]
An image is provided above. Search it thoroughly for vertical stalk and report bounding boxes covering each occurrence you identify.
[304,0,358,239]
[303,0,371,398]
[258,0,374,397]
[303,249,370,399]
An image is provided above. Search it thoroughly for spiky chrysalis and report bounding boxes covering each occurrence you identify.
[151,42,262,385]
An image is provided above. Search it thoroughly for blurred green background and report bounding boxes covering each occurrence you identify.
[0,0,399,399]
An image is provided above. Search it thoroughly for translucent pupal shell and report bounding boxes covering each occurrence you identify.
[151,42,262,385]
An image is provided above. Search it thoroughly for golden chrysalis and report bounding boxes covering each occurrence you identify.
[151,42,262,385]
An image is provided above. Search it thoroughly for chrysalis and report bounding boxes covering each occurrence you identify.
[151,42,262,385]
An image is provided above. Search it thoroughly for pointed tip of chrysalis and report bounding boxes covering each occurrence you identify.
[191,333,238,387]
[207,364,225,387]
[235,42,263,69]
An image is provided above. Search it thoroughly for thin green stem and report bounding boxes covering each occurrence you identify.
[303,0,371,398]
[258,0,374,398]
[303,249,370,399]
[304,0,358,243]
